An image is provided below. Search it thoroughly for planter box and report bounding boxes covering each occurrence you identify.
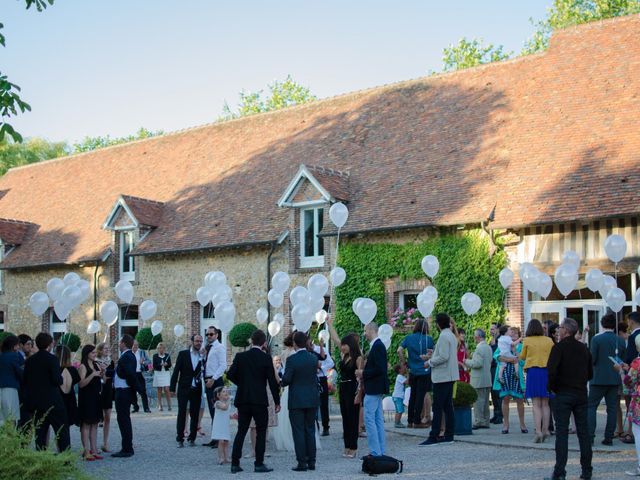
[453,406,473,435]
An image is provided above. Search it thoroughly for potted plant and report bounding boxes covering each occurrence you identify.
[229,322,257,349]
[452,380,477,435]
[135,327,162,351]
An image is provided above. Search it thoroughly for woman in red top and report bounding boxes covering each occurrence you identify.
[457,328,470,383]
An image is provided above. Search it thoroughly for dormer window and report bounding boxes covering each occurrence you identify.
[119,230,136,281]
[301,207,324,268]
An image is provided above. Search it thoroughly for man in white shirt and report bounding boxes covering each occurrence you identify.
[203,327,226,447]
[313,342,334,436]
[131,340,150,413]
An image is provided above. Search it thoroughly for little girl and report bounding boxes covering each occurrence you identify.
[498,326,521,383]
[211,386,231,464]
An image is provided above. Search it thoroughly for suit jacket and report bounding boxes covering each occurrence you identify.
[227,347,280,408]
[465,341,493,389]
[429,328,460,384]
[152,353,172,372]
[363,338,389,395]
[282,350,320,409]
[170,349,203,394]
[626,329,640,365]
[116,349,139,390]
[23,349,64,412]
[590,331,626,385]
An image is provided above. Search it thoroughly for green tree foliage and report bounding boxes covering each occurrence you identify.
[228,322,258,348]
[220,75,316,120]
[441,38,512,73]
[522,0,640,55]
[0,137,69,175]
[0,1,54,143]
[136,327,163,351]
[59,332,81,352]
[72,127,163,153]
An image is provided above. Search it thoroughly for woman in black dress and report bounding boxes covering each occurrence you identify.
[78,344,104,461]
[55,344,80,430]
[95,342,115,452]
[326,317,363,459]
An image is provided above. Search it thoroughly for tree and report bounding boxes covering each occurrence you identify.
[72,127,163,153]
[0,136,69,175]
[441,38,512,73]
[522,0,640,55]
[1,0,54,143]
[220,75,316,120]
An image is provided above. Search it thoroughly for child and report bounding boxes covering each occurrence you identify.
[392,364,408,428]
[497,326,521,383]
[210,386,231,464]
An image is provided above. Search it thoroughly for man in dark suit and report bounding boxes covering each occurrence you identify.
[587,313,626,445]
[356,321,389,457]
[282,331,320,471]
[23,332,70,451]
[227,329,280,474]
[112,334,139,457]
[170,334,204,447]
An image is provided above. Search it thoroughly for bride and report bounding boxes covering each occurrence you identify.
[272,333,321,452]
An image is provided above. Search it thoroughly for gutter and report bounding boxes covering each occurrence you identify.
[318,221,484,238]
[130,239,275,257]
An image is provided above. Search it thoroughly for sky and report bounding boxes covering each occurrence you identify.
[3,1,552,143]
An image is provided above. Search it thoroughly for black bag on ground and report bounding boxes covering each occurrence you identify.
[361,454,403,475]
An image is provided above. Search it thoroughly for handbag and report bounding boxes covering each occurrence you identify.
[362,454,403,475]
[354,381,364,405]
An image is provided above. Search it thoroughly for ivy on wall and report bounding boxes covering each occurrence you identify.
[333,230,506,379]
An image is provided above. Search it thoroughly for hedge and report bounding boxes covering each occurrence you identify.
[229,322,258,348]
[136,327,163,351]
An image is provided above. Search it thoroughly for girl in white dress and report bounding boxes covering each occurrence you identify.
[211,386,231,464]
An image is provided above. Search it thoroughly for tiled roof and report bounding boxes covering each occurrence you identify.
[307,165,350,202]
[0,218,36,246]
[120,195,164,228]
[0,15,639,268]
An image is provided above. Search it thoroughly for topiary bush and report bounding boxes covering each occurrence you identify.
[0,331,16,345]
[453,381,478,408]
[229,322,258,348]
[59,333,81,352]
[136,327,162,351]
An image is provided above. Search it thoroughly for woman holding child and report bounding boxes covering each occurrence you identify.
[494,325,527,434]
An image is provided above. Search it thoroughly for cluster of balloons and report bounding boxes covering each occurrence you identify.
[29,272,91,320]
[290,273,331,333]
[266,271,290,337]
[99,280,159,335]
[194,271,235,334]
[416,286,438,318]
[352,297,377,325]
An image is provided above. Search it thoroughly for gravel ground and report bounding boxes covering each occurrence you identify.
[76,410,636,480]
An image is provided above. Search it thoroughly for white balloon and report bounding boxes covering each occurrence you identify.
[29,291,49,316]
[318,329,330,344]
[461,292,482,315]
[356,298,377,325]
[256,307,269,324]
[150,320,163,336]
[421,255,439,278]
[585,268,604,293]
[267,289,284,308]
[604,234,627,263]
[140,300,158,322]
[308,274,329,297]
[218,315,234,334]
[273,313,285,326]
[522,265,542,293]
[174,324,185,337]
[562,250,581,269]
[329,202,349,228]
[605,287,626,313]
[47,278,65,302]
[352,298,365,316]
[526,269,543,294]
[53,299,70,321]
[291,304,313,329]
[61,285,83,307]
[115,279,134,304]
[417,299,435,318]
[499,268,514,289]
[63,272,80,287]
[315,310,328,325]
[211,287,231,307]
[223,284,233,300]
[87,320,101,335]
[100,300,119,327]
[216,301,236,327]
[599,275,617,299]
[204,271,227,289]
[309,294,325,314]
[382,336,392,350]
[329,267,346,287]
[272,271,291,294]
[554,263,579,297]
[196,286,213,307]
[635,287,640,305]
[422,286,438,303]
[378,323,393,340]
[290,286,309,307]
[77,280,91,301]
[537,273,553,299]
[267,321,281,337]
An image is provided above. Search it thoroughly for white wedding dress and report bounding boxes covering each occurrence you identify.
[271,348,321,452]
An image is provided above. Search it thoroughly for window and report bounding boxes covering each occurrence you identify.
[300,207,324,268]
[119,304,139,338]
[0,311,4,332]
[49,308,67,342]
[200,304,226,346]
[399,291,419,310]
[201,304,215,322]
[119,230,136,281]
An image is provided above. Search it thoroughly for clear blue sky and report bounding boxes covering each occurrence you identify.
[3,0,551,143]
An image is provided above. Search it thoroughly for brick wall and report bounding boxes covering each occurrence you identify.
[383,277,431,321]
[506,276,524,330]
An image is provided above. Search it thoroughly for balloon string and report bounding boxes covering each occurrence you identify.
[324,226,342,340]
[615,261,619,355]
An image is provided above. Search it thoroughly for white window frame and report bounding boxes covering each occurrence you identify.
[49,309,68,340]
[119,229,136,281]
[399,291,421,310]
[118,305,139,339]
[200,305,226,347]
[0,310,5,332]
[299,207,324,268]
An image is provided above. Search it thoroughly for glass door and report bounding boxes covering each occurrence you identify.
[582,304,605,345]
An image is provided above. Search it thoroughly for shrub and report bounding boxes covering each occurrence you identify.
[229,322,258,348]
[0,331,16,345]
[136,327,162,351]
[59,333,81,352]
[453,381,478,408]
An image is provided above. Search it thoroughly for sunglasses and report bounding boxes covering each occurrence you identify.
[206,333,216,337]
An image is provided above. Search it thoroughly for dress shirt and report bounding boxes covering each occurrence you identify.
[205,339,227,381]
[114,349,131,389]
[134,349,142,372]
[313,345,334,377]
[190,348,202,388]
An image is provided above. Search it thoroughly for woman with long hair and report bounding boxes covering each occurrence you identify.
[457,327,470,384]
[95,342,114,452]
[55,344,80,430]
[520,319,554,442]
[327,316,364,458]
[78,344,105,461]
[152,342,172,411]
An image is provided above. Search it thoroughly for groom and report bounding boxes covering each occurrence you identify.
[282,331,320,472]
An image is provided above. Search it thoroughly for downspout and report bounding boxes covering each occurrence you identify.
[93,261,100,345]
